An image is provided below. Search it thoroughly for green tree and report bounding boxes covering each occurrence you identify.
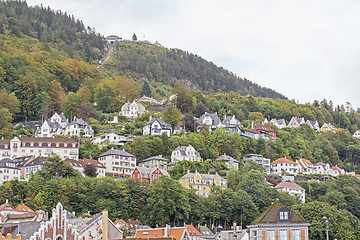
[41,154,78,179]
[62,92,81,119]
[83,164,98,177]
[0,108,13,138]
[173,83,193,113]
[140,81,152,96]
[162,106,182,130]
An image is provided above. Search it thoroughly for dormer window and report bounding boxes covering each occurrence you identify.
[279,211,288,220]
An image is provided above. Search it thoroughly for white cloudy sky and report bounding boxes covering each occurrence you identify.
[26,0,360,107]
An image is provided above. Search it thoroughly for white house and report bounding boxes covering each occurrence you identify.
[35,113,68,137]
[197,112,222,131]
[0,158,20,185]
[275,181,306,203]
[270,118,287,129]
[222,115,242,128]
[296,158,316,174]
[24,156,47,181]
[271,158,299,175]
[314,162,334,175]
[171,145,201,162]
[353,130,360,139]
[143,118,172,136]
[306,120,320,131]
[120,101,146,120]
[0,137,79,161]
[65,118,94,137]
[215,153,239,169]
[81,159,106,178]
[92,133,133,147]
[97,148,136,178]
[287,117,305,128]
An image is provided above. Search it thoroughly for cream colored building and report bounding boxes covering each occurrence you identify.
[179,170,227,197]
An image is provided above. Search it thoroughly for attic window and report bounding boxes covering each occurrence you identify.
[279,211,288,220]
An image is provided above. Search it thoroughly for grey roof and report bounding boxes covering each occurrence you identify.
[222,115,242,127]
[69,118,90,127]
[144,118,172,129]
[173,145,200,157]
[98,149,135,158]
[271,118,286,125]
[25,156,47,167]
[0,221,42,240]
[58,113,68,123]
[294,117,305,124]
[0,158,20,170]
[179,171,225,181]
[198,225,215,237]
[13,156,33,168]
[138,155,169,164]
[215,154,239,163]
[198,112,221,125]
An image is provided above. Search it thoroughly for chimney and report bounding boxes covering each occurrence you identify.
[164,224,171,237]
[6,199,8,204]
[102,210,109,240]
[233,222,237,236]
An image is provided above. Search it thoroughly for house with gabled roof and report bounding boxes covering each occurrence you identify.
[215,153,239,169]
[197,112,222,132]
[275,182,306,203]
[250,123,276,139]
[353,129,360,139]
[306,120,320,131]
[137,155,169,169]
[121,101,146,120]
[321,123,337,133]
[222,115,242,128]
[270,118,287,129]
[246,200,309,240]
[143,117,172,136]
[24,156,47,181]
[171,145,201,162]
[270,158,299,175]
[185,225,201,240]
[179,170,227,197]
[65,118,94,137]
[287,116,305,128]
[0,158,20,185]
[296,158,316,174]
[131,166,169,184]
[135,225,191,240]
[97,148,136,178]
[80,159,106,178]
[35,112,68,137]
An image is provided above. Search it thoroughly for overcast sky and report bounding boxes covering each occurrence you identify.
[26,0,360,108]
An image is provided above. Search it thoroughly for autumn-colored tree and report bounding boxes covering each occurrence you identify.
[0,92,20,117]
[0,108,13,138]
[48,80,65,114]
[113,76,139,101]
[76,86,92,104]
[76,103,97,119]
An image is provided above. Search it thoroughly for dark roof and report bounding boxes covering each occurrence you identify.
[69,118,90,127]
[251,200,307,225]
[0,158,20,170]
[215,154,239,163]
[138,156,169,164]
[144,118,171,129]
[222,115,242,127]
[25,156,47,167]
[18,137,77,143]
[198,112,221,125]
[98,149,135,158]
[13,156,34,168]
[0,221,42,240]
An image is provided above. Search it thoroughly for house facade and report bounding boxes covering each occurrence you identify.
[120,101,146,120]
[0,137,79,161]
[353,130,360,139]
[296,158,316,174]
[222,115,242,128]
[65,118,94,137]
[215,153,239,169]
[92,133,133,147]
[321,123,337,133]
[24,156,47,181]
[179,171,227,197]
[287,117,305,128]
[97,149,136,178]
[131,167,169,184]
[171,145,201,162]
[271,158,299,175]
[143,118,172,136]
[0,159,20,185]
[137,155,169,169]
[270,119,287,129]
[306,120,320,131]
[197,112,222,131]
[247,201,309,240]
[274,182,306,203]
[242,154,271,174]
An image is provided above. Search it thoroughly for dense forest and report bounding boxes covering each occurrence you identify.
[104,42,286,98]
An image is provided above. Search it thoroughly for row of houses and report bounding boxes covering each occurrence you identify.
[1,198,311,240]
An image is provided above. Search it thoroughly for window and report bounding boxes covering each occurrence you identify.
[291,230,300,240]
[279,230,288,240]
[279,211,288,220]
[266,231,275,240]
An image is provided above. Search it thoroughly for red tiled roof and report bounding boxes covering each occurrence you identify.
[331,166,341,171]
[185,225,201,236]
[15,204,34,213]
[297,159,315,168]
[271,158,297,165]
[81,159,106,168]
[18,137,77,143]
[7,212,36,219]
[275,181,305,191]
[250,123,275,133]
[0,202,14,211]
[114,219,126,225]
[135,227,186,240]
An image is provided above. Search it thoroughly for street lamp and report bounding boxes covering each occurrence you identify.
[323,216,329,240]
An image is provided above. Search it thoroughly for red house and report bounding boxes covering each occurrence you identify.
[250,123,276,138]
[131,167,169,184]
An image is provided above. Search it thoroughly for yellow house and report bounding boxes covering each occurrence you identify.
[179,170,227,197]
[321,123,337,133]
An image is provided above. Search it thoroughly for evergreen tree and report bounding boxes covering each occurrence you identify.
[140,81,152,96]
